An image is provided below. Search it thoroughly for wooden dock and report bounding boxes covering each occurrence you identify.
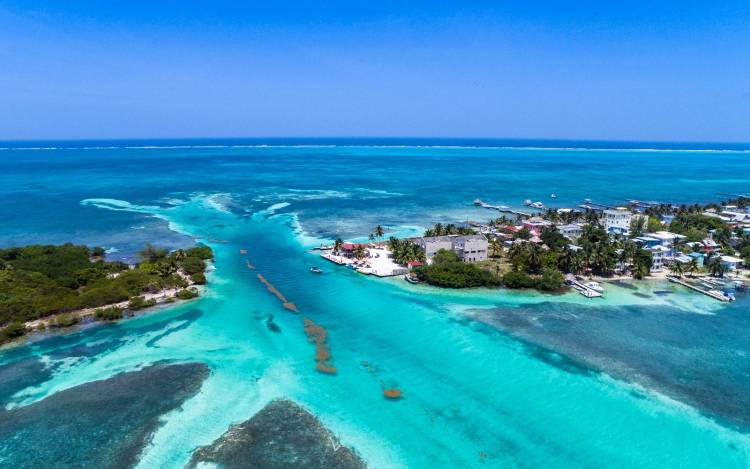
[667,276,732,302]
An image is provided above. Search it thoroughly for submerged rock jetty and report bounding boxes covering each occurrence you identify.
[246,253,334,374]
[189,399,366,469]
[304,318,337,374]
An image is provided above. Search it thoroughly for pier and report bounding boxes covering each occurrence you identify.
[667,276,732,302]
[474,199,533,218]
[578,201,615,211]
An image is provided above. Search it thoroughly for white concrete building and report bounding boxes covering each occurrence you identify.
[649,246,670,272]
[720,255,744,271]
[558,223,583,241]
[602,208,632,235]
[413,234,488,263]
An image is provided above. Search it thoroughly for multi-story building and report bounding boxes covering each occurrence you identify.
[413,234,488,263]
[602,208,632,235]
[558,223,583,241]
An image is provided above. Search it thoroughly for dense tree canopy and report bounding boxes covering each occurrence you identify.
[0,244,212,342]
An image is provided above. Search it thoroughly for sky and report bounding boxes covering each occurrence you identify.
[0,1,748,142]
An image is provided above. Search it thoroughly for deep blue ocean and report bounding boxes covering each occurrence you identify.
[1,139,750,468]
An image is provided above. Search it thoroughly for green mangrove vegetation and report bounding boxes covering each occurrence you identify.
[0,243,213,344]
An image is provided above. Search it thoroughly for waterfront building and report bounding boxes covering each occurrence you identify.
[602,208,632,235]
[720,255,744,271]
[649,246,669,272]
[689,252,705,267]
[413,234,488,263]
[674,254,693,265]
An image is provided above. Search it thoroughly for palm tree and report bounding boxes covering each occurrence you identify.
[687,257,699,277]
[172,249,186,262]
[139,243,167,262]
[527,243,542,274]
[375,225,385,244]
[709,258,725,278]
[669,261,684,278]
[353,244,367,260]
[334,238,343,255]
[368,233,375,244]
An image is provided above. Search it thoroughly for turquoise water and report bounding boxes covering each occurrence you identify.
[2,143,750,467]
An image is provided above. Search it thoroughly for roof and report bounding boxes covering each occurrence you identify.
[648,231,687,240]
[720,255,744,263]
[407,261,423,267]
[341,242,356,250]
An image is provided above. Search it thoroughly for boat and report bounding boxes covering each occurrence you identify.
[584,281,604,293]
[474,198,483,206]
[310,266,324,274]
[530,201,545,209]
[523,199,532,206]
[708,289,735,301]
[550,193,557,198]
[405,274,420,284]
[732,280,747,291]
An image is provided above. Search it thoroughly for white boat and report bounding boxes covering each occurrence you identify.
[474,198,483,206]
[530,201,545,209]
[584,281,604,293]
[550,193,557,198]
[523,199,532,206]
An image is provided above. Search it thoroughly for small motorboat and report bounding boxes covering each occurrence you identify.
[310,266,324,274]
[584,281,604,293]
[530,201,545,209]
[405,274,420,284]
[550,193,557,199]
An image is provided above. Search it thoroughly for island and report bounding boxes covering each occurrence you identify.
[0,243,213,345]
[321,196,750,300]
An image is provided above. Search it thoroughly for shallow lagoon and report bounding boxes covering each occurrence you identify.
[2,144,750,467]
